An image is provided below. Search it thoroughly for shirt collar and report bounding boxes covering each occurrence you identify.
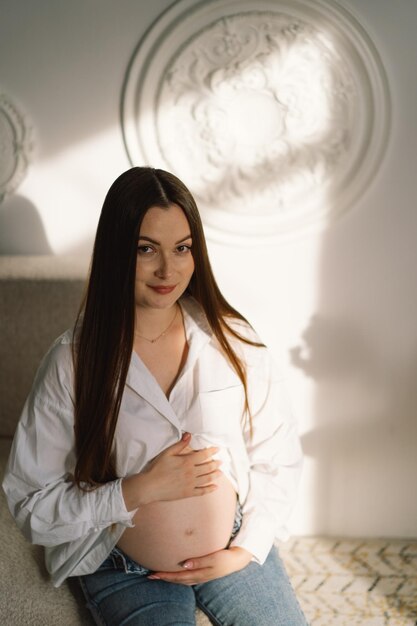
[125,296,213,424]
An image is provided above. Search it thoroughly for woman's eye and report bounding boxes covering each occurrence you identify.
[137,245,155,255]
[176,244,192,254]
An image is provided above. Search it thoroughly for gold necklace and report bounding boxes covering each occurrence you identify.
[134,306,178,344]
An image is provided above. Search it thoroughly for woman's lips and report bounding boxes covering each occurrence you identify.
[148,285,176,295]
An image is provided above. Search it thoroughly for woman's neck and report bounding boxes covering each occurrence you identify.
[134,303,179,339]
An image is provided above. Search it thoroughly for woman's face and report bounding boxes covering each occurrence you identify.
[135,204,195,311]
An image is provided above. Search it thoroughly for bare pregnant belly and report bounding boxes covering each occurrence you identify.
[117,474,237,571]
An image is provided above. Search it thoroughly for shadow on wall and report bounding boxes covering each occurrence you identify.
[0,195,52,254]
[290,194,417,537]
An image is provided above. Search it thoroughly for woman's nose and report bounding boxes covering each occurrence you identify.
[155,254,172,278]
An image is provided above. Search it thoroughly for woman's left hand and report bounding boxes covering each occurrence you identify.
[148,547,253,585]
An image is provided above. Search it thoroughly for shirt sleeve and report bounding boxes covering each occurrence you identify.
[229,347,303,563]
[2,338,134,548]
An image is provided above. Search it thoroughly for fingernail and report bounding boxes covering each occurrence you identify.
[182,561,193,569]
[148,575,161,579]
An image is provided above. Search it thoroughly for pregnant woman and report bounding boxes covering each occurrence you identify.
[3,167,307,625]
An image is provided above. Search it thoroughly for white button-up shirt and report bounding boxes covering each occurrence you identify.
[3,297,303,587]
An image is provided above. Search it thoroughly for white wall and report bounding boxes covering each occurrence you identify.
[1,0,416,538]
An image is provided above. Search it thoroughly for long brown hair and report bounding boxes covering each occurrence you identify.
[73,167,262,487]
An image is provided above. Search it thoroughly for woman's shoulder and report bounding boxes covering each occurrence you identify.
[183,296,280,378]
[185,296,262,342]
[33,330,75,390]
[225,316,262,344]
[223,316,271,366]
[44,329,74,360]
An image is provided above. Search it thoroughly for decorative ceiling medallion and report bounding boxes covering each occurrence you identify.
[0,92,33,202]
[122,0,390,243]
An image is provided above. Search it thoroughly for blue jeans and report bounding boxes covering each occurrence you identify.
[78,546,307,625]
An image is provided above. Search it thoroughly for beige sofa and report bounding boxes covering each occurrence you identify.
[0,256,211,625]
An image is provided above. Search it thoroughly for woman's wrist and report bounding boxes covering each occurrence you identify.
[228,546,253,567]
[121,472,151,511]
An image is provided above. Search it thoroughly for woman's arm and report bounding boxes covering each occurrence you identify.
[2,362,135,547]
[2,339,222,548]
[2,337,136,547]
[228,349,303,563]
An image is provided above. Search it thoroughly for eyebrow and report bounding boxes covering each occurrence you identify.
[138,234,192,245]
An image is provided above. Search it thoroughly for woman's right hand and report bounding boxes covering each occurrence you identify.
[121,432,222,511]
